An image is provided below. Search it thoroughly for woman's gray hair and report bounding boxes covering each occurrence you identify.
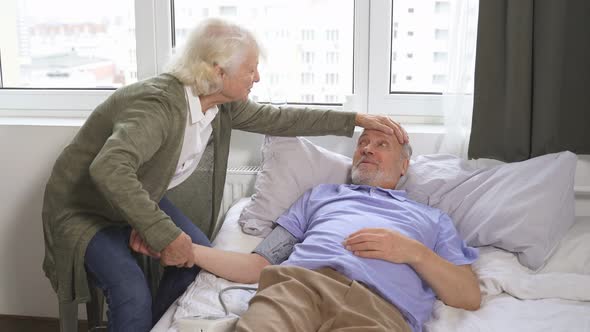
[166,18,261,96]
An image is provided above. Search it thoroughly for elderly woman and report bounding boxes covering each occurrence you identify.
[42,18,408,331]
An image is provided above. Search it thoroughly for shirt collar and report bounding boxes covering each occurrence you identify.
[347,184,407,201]
[184,86,218,124]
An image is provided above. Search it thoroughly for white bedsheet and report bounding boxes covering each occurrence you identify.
[153,201,590,332]
[152,198,261,332]
[426,294,590,332]
[425,221,590,332]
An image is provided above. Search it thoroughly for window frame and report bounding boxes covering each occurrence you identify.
[0,0,173,116]
[366,0,444,118]
[0,0,448,123]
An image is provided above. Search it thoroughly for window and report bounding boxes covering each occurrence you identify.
[325,73,339,85]
[326,51,339,64]
[0,0,478,123]
[435,28,449,40]
[365,0,478,118]
[173,0,354,105]
[301,94,315,103]
[435,1,451,14]
[432,74,446,85]
[269,73,280,85]
[219,6,237,16]
[433,51,448,63]
[301,29,315,41]
[324,94,338,103]
[300,72,314,85]
[301,51,315,64]
[326,29,339,41]
[0,0,136,88]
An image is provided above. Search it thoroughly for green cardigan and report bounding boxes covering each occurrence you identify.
[42,73,356,303]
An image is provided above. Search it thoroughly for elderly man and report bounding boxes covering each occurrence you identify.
[133,129,481,332]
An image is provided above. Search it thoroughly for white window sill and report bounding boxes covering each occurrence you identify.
[0,113,88,127]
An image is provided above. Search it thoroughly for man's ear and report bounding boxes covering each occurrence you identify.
[400,158,410,176]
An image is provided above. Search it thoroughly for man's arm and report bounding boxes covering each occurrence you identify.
[193,225,297,284]
[408,244,480,310]
[343,228,481,310]
[129,227,268,283]
[191,245,269,284]
[130,225,297,284]
[192,225,297,284]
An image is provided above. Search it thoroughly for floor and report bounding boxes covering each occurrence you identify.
[0,315,94,332]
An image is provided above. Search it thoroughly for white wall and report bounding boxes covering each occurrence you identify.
[0,123,588,318]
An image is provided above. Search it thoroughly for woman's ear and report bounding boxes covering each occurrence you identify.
[214,63,224,78]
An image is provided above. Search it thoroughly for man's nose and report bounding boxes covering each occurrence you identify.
[362,144,374,155]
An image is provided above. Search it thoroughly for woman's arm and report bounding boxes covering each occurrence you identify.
[227,100,408,143]
[228,100,357,137]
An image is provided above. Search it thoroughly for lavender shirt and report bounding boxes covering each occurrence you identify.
[276,184,478,332]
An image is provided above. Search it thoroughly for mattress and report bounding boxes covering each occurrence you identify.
[152,198,590,332]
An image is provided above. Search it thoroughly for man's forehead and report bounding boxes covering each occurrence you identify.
[359,129,397,142]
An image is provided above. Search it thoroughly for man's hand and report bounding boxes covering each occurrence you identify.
[345,228,482,310]
[129,229,161,258]
[343,228,424,265]
[355,114,409,144]
[160,232,195,268]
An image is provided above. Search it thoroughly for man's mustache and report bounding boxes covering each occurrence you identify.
[354,157,378,167]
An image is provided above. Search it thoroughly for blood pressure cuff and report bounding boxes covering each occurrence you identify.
[252,225,297,265]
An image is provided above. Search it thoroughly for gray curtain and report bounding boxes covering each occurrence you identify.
[468,0,590,162]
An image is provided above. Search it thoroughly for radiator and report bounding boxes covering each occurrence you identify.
[219,166,260,220]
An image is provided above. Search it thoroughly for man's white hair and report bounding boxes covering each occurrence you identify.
[401,143,413,160]
[166,18,262,96]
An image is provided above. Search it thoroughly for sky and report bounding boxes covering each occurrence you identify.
[19,0,132,23]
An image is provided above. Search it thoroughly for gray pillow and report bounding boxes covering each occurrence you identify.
[397,151,578,270]
[238,136,350,236]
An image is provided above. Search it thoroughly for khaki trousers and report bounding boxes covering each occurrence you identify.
[235,265,411,332]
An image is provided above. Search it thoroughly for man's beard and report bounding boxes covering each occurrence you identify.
[351,166,384,187]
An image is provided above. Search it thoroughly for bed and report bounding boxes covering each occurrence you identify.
[152,136,590,332]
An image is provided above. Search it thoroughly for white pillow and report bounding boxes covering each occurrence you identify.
[540,217,590,275]
[238,136,351,236]
[239,136,577,270]
[398,151,578,271]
